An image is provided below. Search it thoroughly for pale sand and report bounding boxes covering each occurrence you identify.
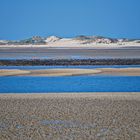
[0,69,30,76]
[0,69,101,76]
[0,68,140,76]
[0,92,140,140]
[96,68,140,76]
[0,40,140,48]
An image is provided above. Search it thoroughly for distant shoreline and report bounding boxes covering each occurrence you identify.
[0,44,140,48]
[0,58,140,66]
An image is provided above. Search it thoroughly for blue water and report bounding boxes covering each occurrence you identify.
[0,76,140,93]
[0,65,140,93]
[0,65,140,70]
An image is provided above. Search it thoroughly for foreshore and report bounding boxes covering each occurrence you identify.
[0,92,140,140]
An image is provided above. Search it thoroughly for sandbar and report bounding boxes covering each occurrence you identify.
[96,67,140,76]
[0,69,30,76]
[0,68,140,76]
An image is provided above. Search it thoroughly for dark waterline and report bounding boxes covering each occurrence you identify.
[1,58,140,66]
[0,76,140,93]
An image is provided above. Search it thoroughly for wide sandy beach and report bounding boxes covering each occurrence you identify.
[0,92,140,140]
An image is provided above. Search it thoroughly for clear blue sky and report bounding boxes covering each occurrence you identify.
[0,0,140,40]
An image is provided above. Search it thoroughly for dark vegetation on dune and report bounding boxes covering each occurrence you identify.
[0,59,140,66]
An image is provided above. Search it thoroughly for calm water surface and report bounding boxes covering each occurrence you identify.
[0,65,140,93]
[0,76,140,93]
[0,65,140,69]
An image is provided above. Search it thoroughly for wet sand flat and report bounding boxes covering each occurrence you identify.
[0,92,140,140]
[0,68,140,76]
[0,47,140,59]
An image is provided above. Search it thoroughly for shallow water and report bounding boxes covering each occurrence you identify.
[0,65,140,70]
[0,65,140,93]
[0,76,140,93]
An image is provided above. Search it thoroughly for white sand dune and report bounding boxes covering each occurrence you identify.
[0,36,140,48]
[45,38,140,48]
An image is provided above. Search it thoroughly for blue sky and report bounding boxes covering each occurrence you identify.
[0,0,140,40]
